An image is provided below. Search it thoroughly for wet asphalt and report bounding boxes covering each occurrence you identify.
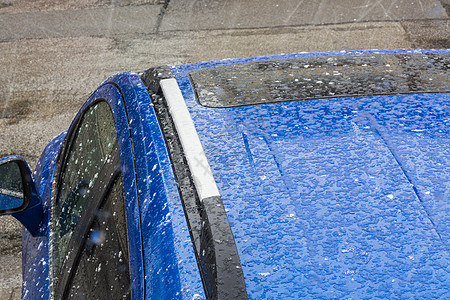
[0,0,449,298]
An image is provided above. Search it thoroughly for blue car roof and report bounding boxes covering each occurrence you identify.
[170,49,450,298]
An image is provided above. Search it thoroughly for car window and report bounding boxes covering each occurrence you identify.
[189,53,450,107]
[67,175,131,299]
[55,100,117,272]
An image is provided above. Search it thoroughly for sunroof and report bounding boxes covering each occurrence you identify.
[189,53,450,108]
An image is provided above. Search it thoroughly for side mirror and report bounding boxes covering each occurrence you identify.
[0,159,25,211]
[0,156,43,236]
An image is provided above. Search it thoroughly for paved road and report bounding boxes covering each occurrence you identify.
[0,0,449,298]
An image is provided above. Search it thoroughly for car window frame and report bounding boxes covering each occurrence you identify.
[48,89,144,299]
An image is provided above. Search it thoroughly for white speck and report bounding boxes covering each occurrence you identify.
[425,191,431,195]
[386,194,394,199]
[95,263,102,272]
[288,213,295,217]
[260,175,267,180]
[258,272,270,277]
[408,255,414,260]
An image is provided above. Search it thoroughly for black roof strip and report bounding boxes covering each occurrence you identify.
[141,67,248,300]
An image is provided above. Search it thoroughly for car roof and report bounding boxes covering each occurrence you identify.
[166,49,450,298]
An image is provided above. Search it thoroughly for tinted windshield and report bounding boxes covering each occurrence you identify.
[190,53,450,107]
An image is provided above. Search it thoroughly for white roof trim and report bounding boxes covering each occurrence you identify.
[160,78,220,200]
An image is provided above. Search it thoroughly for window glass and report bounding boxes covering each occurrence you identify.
[0,161,23,198]
[56,101,117,271]
[67,176,131,299]
[0,161,24,210]
[189,53,450,107]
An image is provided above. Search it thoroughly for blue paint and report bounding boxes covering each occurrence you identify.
[175,48,450,74]
[13,201,43,236]
[109,73,204,299]
[22,131,66,299]
[171,49,450,298]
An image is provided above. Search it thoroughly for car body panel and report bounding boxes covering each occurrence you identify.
[107,73,205,299]
[171,49,450,298]
[22,131,66,299]
[21,74,204,299]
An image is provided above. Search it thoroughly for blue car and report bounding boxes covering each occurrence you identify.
[0,49,449,299]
